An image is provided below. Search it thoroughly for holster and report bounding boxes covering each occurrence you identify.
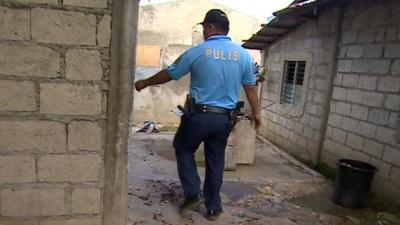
[229,101,244,126]
[183,94,195,115]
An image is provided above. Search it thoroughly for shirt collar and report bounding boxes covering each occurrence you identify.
[206,35,231,41]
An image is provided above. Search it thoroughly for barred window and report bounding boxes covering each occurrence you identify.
[281,61,306,105]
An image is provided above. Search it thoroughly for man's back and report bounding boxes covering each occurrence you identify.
[171,35,254,109]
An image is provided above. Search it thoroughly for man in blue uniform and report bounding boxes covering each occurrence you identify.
[135,9,260,221]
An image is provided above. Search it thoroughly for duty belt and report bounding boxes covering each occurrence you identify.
[194,104,232,114]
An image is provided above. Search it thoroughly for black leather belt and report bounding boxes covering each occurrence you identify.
[194,104,232,114]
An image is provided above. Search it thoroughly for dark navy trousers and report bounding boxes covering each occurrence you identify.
[173,112,233,211]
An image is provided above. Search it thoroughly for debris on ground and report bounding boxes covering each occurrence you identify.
[136,121,160,133]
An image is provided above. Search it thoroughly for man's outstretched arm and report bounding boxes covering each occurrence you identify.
[243,85,261,130]
[135,69,172,91]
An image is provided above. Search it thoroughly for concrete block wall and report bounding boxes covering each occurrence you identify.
[260,9,340,164]
[0,0,111,224]
[321,0,400,203]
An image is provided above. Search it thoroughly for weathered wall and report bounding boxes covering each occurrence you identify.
[321,0,400,203]
[133,0,262,125]
[260,9,340,164]
[0,0,112,224]
[260,0,400,203]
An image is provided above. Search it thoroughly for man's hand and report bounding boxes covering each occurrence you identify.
[135,80,147,92]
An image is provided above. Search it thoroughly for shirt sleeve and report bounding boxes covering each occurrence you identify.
[241,52,256,85]
[166,50,192,80]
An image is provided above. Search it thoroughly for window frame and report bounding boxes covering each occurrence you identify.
[277,53,311,116]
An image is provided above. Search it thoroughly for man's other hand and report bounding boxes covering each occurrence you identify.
[135,80,147,92]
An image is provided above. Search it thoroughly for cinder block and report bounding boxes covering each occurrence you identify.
[342,117,359,133]
[342,74,359,88]
[0,121,66,153]
[332,87,347,101]
[363,139,383,158]
[388,112,398,129]
[337,60,352,72]
[1,189,65,217]
[336,102,352,116]
[335,73,343,85]
[347,89,364,104]
[384,43,400,58]
[38,154,102,182]
[351,150,370,162]
[350,104,368,120]
[0,80,36,112]
[346,45,363,58]
[68,121,103,151]
[72,188,101,214]
[280,127,289,139]
[328,113,342,128]
[370,60,390,74]
[64,0,107,8]
[32,8,96,45]
[351,59,369,73]
[341,30,358,44]
[385,26,397,41]
[316,65,328,77]
[331,127,347,144]
[363,91,383,107]
[383,146,400,166]
[40,83,102,116]
[378,77,400,92]
[315,78,328,91]
[358,28,376,43]
[352,11,370,29]
[0,6,29,40]
[323,139,352,158]
[0,42,60,77]
[97,14,111,47]
[40,218,101,225]
[66,49,102,81]
[364,44,383,58]
[358,76,377,90]
[385,94,400,111]
[0,155,35,183]
[357,121,377,138]
[368,109,389,126]
[376,127,396,146]
[391,59,400,76]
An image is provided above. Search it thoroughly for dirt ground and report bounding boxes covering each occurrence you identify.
[127,132,400,225]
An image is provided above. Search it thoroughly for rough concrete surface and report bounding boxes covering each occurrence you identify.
[128,132,400,225]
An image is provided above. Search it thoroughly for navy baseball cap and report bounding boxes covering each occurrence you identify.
[198,9,230,31]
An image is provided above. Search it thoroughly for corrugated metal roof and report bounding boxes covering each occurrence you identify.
[242,0,343,50]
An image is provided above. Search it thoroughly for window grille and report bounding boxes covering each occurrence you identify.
[281,61,306,105]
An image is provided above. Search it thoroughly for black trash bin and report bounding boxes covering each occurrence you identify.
[332,159,377,208]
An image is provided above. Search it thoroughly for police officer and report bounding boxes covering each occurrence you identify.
[135,9,260,221]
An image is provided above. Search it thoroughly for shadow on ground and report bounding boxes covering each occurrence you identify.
[128,132,400,225]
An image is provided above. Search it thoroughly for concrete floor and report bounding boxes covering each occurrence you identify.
[127,132,400,225]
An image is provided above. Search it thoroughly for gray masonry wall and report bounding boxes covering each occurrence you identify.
[0,0,112,224]
[321,0,400,203]
[260,0,400,204]
[261,9,340,165]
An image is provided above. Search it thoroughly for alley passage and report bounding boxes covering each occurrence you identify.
[127,132,400,225]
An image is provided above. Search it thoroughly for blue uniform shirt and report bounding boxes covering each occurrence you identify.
[167,35,255,109]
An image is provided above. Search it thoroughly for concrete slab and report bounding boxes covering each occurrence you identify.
[128,132,399,225]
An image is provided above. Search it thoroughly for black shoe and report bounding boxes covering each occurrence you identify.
[179,196,203,212]
[206,208,223,221]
